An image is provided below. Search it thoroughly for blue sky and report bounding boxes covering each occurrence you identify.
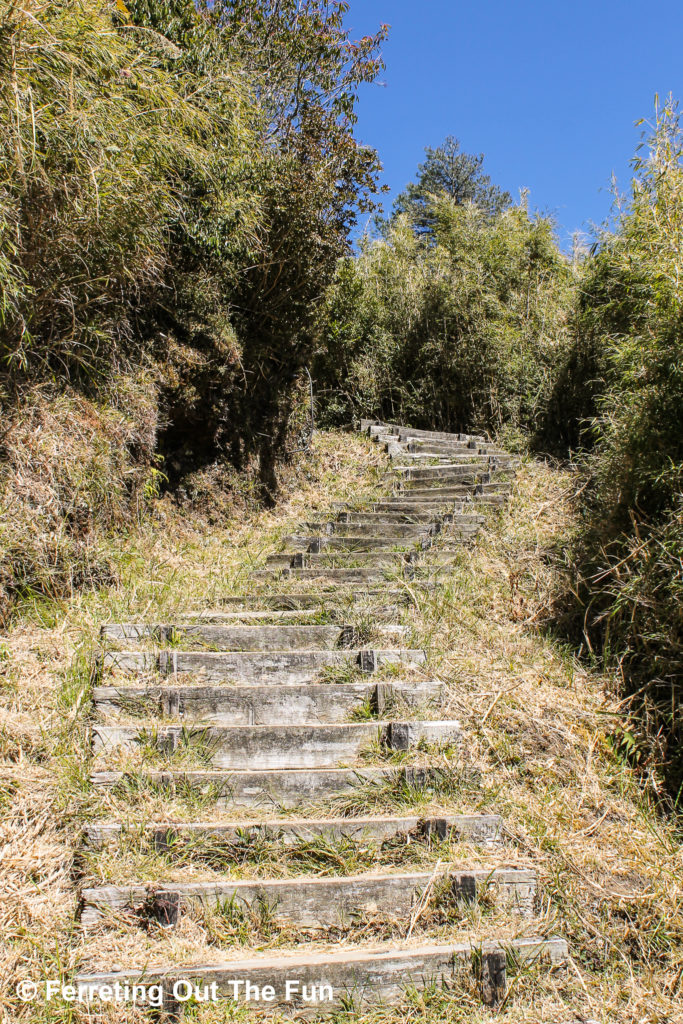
[348,0,683,248]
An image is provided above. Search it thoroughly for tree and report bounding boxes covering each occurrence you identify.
[393,136,511,236]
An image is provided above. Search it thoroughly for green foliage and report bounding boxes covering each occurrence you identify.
[0,0,386,616]
[316,194,573,437]
[0,0,385,490]
[558,98,683,799]
[392,136,512,236]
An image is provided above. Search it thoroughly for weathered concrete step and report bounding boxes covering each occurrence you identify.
[93,679,443,726]
[80,866,536,929]
[101,648,426,684]
[74,935,568,1011]
[365,420,486,443]
[338,511,444,525]
[391,449,517,465]
[276,534,425,554]
[91,764,468,808]
[401,440,508,454]
[397,476,513,493]
[251,566,404,584]
[389,452,493,464]
[392,482,511,499]
[392,464,493,482]
[217,591,411,610]
[84,812,504,851]
[317,522,435,539]
[265,551,428,571]
[394,438,515,453]
[389,480,512,498]
[372,501,459,514]
[92,719,463,770]
[100,624,348,649]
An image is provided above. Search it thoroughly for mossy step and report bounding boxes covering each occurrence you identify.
[80,866,536,930]
[73,935,568,1012]
[91,719,463,770]
[84,812,504,851]
[91,764,467,809]
[92,679,443,726]
[100,648,426,684]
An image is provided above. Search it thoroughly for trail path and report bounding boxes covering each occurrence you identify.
[76,421,567,1015]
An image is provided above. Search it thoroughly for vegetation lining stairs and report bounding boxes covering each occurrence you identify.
[78,421,567,1013]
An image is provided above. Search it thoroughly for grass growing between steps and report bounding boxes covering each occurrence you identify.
[1,435,681,1023]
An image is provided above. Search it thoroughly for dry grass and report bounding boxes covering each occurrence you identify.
[1,435,681,1023]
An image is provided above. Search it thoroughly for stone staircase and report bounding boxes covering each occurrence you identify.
[76,421,567,1016]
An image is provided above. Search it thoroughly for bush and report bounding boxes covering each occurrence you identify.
[557,99,683,799]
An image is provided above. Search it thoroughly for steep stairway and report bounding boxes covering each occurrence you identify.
[77,421,567,1016]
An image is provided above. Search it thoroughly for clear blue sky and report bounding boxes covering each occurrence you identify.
[348,0,683,248]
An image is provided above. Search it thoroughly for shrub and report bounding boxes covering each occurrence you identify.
[557,99,683,799]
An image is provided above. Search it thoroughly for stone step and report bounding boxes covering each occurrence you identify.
[93,679,443,726]
[84,812,505,851]
[100,624,347,649]
[74,935,568,1011]
[91,764,460,809]
[101,648,426,684]
[80,866,536,930]
[91,719,463,770]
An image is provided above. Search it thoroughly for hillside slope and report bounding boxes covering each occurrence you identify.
[1,429,681,1023]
